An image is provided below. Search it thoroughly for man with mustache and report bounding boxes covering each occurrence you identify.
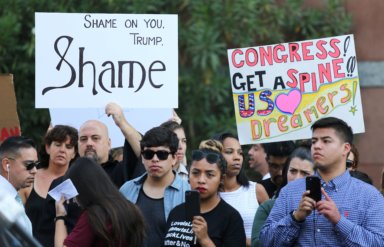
[0,136,38,237]
[259,141,295,198]
[260,117,384,246]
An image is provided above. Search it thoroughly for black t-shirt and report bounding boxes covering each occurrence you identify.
[260,178,277,198]
[136,187,166,247]
[163,199,246,247]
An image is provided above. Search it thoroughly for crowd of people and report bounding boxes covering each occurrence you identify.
[0,103,383,247]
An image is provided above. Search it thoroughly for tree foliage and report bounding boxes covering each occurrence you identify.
[0,0,351,148]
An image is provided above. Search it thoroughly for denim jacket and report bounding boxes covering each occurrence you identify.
[119,171,190,219]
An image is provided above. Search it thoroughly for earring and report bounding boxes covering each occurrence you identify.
[6,164,10,181]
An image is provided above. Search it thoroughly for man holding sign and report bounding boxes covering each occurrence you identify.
[260,117,384,246]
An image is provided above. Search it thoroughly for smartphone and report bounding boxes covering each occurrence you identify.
[185,190,200,221]
[306,176,322,202]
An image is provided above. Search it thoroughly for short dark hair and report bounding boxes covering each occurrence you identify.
[213,132,250,187]
[140,126,179,154]
[311,117,353,144]
[262,141,296,158]
[39,125,78,168]
[0,136,36,160]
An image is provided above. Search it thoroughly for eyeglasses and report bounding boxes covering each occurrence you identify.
[346,159,354,168]
[8,157,40,170]
[191,150,221,164]
[141,150,172,160]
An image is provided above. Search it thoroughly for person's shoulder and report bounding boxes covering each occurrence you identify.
[349,177,382,196]
[171,202,186,213]
[277,178,305,199]
[219,199,242,216]
[172,173,191,190]
[281,177,305,191]
[120,174,145,191]
[260,198,276,210]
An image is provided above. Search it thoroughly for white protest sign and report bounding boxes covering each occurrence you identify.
[35,13,178,108]
[50,108,173,148]
[227,34,364,145]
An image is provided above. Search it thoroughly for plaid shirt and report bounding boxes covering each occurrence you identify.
[260,171,384,246]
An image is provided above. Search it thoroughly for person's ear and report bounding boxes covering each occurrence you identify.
[45,143,51,155]
[343,143,351,157]
[171,154,177,167]
[1,159,9,172]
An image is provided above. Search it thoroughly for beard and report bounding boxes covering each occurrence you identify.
[83,148,101,164]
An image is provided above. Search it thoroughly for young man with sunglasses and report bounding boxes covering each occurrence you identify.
[0,136,38,236]
[120,126,190,247]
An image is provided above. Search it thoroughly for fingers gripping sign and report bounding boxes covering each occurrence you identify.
[316,188,341,224]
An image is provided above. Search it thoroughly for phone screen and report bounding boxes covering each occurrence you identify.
[306,176,322,202]
[185,190,200,221]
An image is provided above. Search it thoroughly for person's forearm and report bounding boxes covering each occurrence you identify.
[118,120,142,157]
[54,219,67,247]
[199,237,216,247]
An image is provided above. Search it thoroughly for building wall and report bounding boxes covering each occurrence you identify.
[305,0,384,189]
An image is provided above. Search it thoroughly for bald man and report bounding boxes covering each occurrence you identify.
[40,116,142,247]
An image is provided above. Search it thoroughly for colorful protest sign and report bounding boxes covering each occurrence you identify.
[0,74,21,142]
[227,34,364,145]
[35,13,178,108]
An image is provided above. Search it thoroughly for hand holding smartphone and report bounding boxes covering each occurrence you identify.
[185,190,200,222]
[306,176,322,202]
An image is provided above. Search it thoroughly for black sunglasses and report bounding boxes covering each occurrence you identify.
[8,157,40,171]
[346,159,354,168]
[142,150,172,160]
[191,150,221,164]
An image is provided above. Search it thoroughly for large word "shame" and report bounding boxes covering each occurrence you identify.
[42,36,166,95]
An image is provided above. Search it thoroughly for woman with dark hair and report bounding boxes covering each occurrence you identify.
[55,157,145,247]
[214,132,268,247]
[163,139,246,246]
[19,125,78,243]
[251,146,315,247]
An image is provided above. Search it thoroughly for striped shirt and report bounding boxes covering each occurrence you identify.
[260,171,384,246]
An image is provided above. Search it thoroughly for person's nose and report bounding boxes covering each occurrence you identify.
[312,141,321,150]
[197,174,206,184]
[59,144,66,152]
[152,153,160,161]
[85,139,94,147]
[30,166,37,174]
[234,152,242,161]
